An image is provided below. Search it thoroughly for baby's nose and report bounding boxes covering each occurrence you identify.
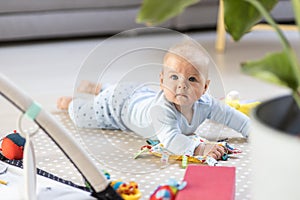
[177,79,188,89]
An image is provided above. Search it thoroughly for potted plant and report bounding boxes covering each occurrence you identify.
[137,0,300,199]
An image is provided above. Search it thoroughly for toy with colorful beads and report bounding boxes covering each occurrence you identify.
[150,179,186,200]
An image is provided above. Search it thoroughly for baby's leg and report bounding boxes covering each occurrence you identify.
[57,80,101,110]
[76,80,102,95]
[68,98,99,128]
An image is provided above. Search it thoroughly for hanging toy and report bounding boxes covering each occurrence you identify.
[135,142,218,167]
[111,180,141,200]
[225,90,260,116]
[150,179,187,200]
[0,130,26,160]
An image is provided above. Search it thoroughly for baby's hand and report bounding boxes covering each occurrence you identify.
[195,143,226,160]
[205,144,227,160]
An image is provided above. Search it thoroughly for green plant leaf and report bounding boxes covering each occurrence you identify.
[241,51,298,90]
[136,0,199,26]
[224,0,278,41]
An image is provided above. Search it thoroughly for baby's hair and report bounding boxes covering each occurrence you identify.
[164,39,210,78]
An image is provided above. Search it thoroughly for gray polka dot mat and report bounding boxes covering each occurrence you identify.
[30,112,252,200]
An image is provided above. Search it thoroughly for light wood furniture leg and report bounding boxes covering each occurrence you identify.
[215,0,226,53]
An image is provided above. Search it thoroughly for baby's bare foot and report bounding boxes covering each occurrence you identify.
[57,96,72,110]
[77,80,102,95]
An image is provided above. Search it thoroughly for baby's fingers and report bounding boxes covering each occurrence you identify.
[216,145,226,155]
[207,152,218,160]
[208,147,224,160]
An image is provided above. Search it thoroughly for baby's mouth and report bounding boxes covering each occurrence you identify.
[176,94,188,98]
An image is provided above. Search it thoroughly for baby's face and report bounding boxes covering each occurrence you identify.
[160,53,209,110]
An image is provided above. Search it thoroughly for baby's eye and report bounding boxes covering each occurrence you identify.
[170,75,178,80]
[188,77,197,82]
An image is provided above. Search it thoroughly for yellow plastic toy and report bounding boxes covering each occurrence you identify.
[225,90,260,116]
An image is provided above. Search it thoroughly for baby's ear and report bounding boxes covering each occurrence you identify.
[159,72,164,83]
[204,79,210,92]
[159,72,164,89]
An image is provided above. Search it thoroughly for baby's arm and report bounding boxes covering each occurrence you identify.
[150,105,200,155]
[209,96,250,137]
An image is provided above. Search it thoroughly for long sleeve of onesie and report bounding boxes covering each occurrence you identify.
[206,95,250,137]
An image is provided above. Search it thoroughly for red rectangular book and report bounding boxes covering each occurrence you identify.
[176,165,236,200]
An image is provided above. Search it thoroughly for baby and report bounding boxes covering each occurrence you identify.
[57,40,250,160]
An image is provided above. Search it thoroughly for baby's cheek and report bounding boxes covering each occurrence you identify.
[164,90,175,102]
[190,87,201,97]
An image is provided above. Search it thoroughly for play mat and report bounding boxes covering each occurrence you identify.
[25,111,252,200]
